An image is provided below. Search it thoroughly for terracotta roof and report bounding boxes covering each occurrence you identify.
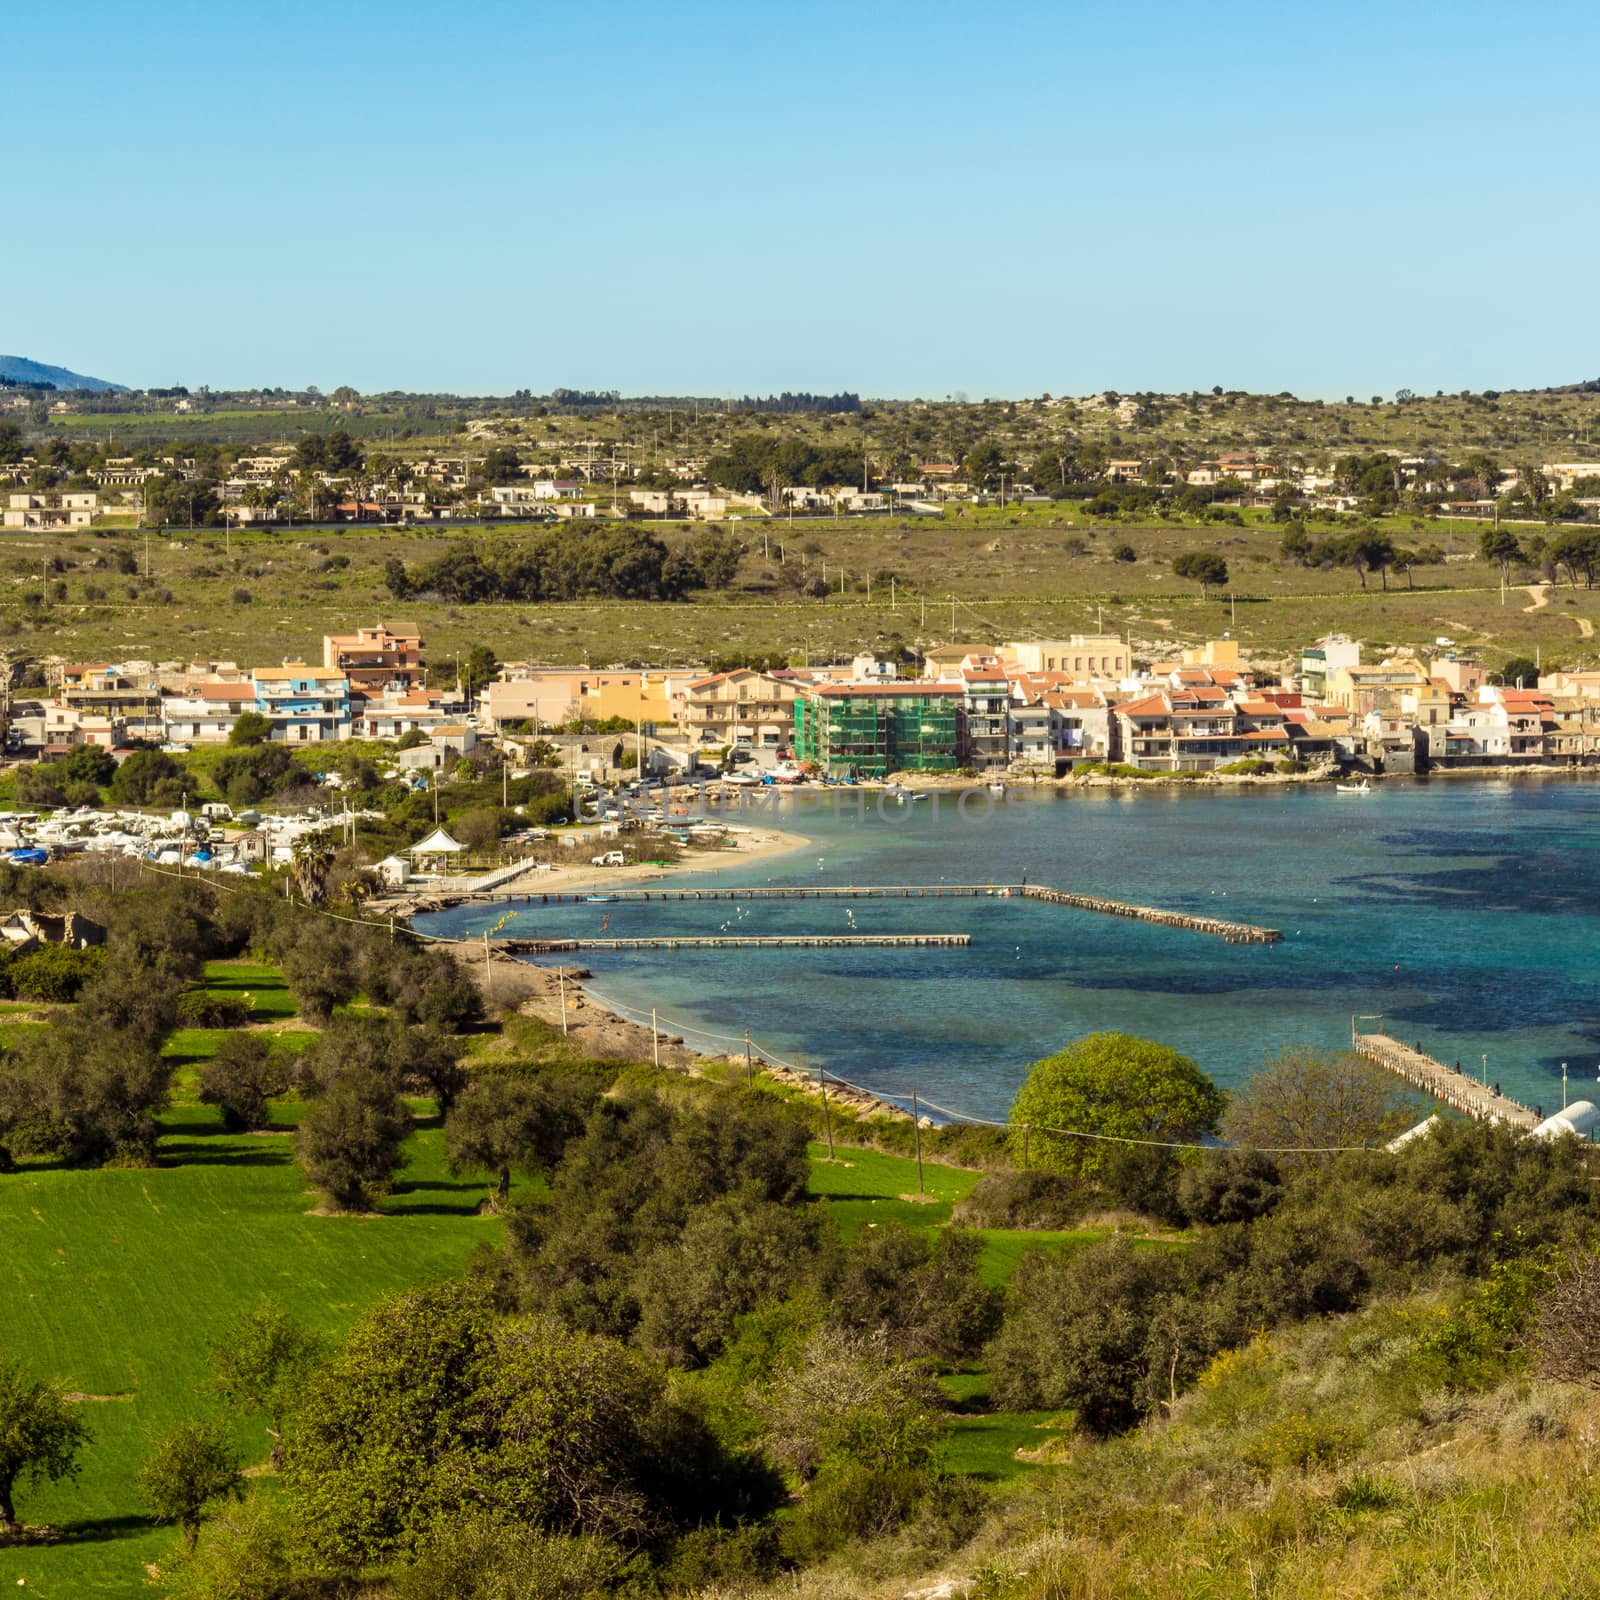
[1113,694,1171,717]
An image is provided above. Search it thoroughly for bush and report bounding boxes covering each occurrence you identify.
[985,1237,1220,1434]
[954,1168,1090,1230]
[1179,1148,1285,1225]
[9,944,104,1003]
[1111,543,1137,562]
[388,1516,622,1600]
[175,990,252,1028]
[780,1463,938,1563]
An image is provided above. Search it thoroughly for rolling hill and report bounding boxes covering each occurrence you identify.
[0,354,123,392]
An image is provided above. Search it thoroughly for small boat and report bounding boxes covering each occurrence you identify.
[584,894,617,903]
[988,781,1007,795]
[1336,779,1372,794]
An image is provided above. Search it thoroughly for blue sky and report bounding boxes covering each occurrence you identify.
[10,0,1598,397]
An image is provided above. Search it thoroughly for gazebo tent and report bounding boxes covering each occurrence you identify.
[409,827,465,858]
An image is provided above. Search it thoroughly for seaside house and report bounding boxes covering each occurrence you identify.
[1299,634,1361,699]
[162,680,258,744]
[680,670,799,752]
[323,624,424,691]
[960,662,1012,771]
[252,664,353,742]
[481,669,678,733]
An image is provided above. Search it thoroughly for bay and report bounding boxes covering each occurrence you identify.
[415,779,1600,1123]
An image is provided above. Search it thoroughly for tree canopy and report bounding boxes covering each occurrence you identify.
[1009,1032,1225,1176]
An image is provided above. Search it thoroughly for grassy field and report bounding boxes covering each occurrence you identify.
[0,1103,499,1595]
[2,506,1596,678]
[0,1111,1105,1594]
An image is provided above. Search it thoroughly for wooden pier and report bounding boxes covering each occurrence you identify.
[496,932,971,953]
[422,882,1281,945]
[1351,1027,1538,1129]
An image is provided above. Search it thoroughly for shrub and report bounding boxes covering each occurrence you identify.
[388,1517,623,1600]
[9,944,104,1003]
[1111,543,1137,562]
[1179,1148,1285,1225]
[1242,1411,1361,1476]
[779,1463,937,1563]
[954,1168,1090,1230]
[176,990,252,1029]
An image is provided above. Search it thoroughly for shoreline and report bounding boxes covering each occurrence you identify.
[380,822,812,915]
[895,763,1600,792]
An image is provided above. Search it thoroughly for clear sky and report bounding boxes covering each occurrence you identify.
[10,0,1599,398]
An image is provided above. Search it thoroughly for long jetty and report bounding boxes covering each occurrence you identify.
[498,932,970,953]
[1351,1028,1538,1128]
[413,882,1281,945]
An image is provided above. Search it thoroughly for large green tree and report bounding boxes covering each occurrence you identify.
[1009,1032,1224,1176]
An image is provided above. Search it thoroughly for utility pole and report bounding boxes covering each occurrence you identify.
[911,1091,924,1193]
[558,967,568,1034]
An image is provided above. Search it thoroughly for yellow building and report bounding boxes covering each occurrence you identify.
[481,669,679,730]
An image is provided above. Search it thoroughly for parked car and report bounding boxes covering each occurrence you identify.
[590,850,626,867]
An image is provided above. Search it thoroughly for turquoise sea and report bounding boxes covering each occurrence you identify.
[415,780,1600,1122]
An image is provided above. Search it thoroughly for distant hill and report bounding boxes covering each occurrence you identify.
[0,355,123,393]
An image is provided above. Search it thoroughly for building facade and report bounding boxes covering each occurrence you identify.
[792,685,963,779]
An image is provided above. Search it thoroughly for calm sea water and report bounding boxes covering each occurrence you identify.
[416,780,1600,1122]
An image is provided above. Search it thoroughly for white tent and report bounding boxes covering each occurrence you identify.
[409,827,465,857]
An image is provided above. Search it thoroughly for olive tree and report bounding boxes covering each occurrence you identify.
[0,1356,91,1537]
[295,1070,411,1213]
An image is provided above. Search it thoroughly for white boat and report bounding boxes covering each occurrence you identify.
[1336,779,1372,794]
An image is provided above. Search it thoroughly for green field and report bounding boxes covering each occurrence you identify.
[0,1096,497,1595]
[0,1110,1108,1593]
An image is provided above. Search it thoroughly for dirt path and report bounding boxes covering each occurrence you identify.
[1524,581,1594,638]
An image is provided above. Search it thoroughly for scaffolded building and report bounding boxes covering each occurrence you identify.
[792,685,964,779]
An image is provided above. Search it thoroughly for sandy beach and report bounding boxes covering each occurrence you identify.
[388,821,812,909]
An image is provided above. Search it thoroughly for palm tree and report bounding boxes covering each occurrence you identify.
[290,830,338,905]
